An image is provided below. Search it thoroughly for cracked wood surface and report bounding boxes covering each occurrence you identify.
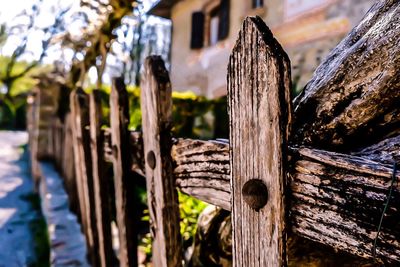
[293,0,400,151]
[227,16,292,266]
[141,56,183,267]
[104,134,400,263]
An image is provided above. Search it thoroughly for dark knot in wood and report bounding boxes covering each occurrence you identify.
[242,179,268,211]
[147,150,156,169]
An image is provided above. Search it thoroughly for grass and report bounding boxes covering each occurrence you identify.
[20,192,50,267]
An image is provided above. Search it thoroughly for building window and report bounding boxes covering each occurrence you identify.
[190,0,230,49]
[209,7,220,46]
[252,0,264,9]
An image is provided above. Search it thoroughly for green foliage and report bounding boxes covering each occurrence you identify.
[0,56,52,129]
[139,191,208,262]
[0,57,50,96]
[179,191,208,247]
[92,85,229,140]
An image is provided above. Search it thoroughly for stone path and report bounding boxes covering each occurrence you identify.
[0,131,37,267]
[39,162,89,266]
[0,131,89,266]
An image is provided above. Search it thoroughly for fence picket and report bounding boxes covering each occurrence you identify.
[89,89,114,267]
[62,113,80,214]
[141,56,183,267]
[228,17,292,266]
[110,78,138,267]
[70,88,99,266]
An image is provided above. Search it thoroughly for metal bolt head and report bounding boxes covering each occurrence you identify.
[242,179,268,211]
[147,150,156,169]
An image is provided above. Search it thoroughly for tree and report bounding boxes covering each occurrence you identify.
[0,0,71,128]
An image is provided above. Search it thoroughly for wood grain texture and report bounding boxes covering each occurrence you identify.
[110,77,138,267]
[293,0,400,151]
[26,92,41,185]
[69,89,92,252]
[61,113,79,215]
[291,148,400,263]
[174,139,400,262]
[228,16,292,266]
[141,56,183,267]
[103,134,400,263]
[172,138,230,210]
[70,88,100,266]
[89,90,114,267]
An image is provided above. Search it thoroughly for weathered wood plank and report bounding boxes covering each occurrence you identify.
[101,130,400,262]
[228,16,292,266]
[89,89,114,267]
[175,139,400,262]
[53,118,63,168]
[141,56,183,267]
[69,89,90,241]
[70,88,99,266]
[179,140,400,263]
[110,77,138,267]
[293,0,400,150]
[61,113,79,214]
[172,138,230,210]
[291,149,400,263]
[26,92,41,186]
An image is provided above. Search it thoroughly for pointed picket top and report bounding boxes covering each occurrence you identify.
[228,16,292,266]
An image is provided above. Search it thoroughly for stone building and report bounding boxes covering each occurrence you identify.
[149,0,375,98]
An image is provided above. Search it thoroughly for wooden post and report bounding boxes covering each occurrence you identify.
[27,91,41,187]
[141,56,183,267]
[62,113,80,215]
[70,90,88,232]
[70,88,99,266]
[228,17,292,266]
[89,89,114,267]
[110,77,138,267]
[56,118,64,169]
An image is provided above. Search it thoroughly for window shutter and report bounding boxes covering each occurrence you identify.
[218,0,230,41]
[190,11,205,49]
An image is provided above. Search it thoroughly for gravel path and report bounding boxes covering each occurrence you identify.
[0,131,37,267]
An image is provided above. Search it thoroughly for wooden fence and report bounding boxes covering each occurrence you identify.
[27,11,399,267]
